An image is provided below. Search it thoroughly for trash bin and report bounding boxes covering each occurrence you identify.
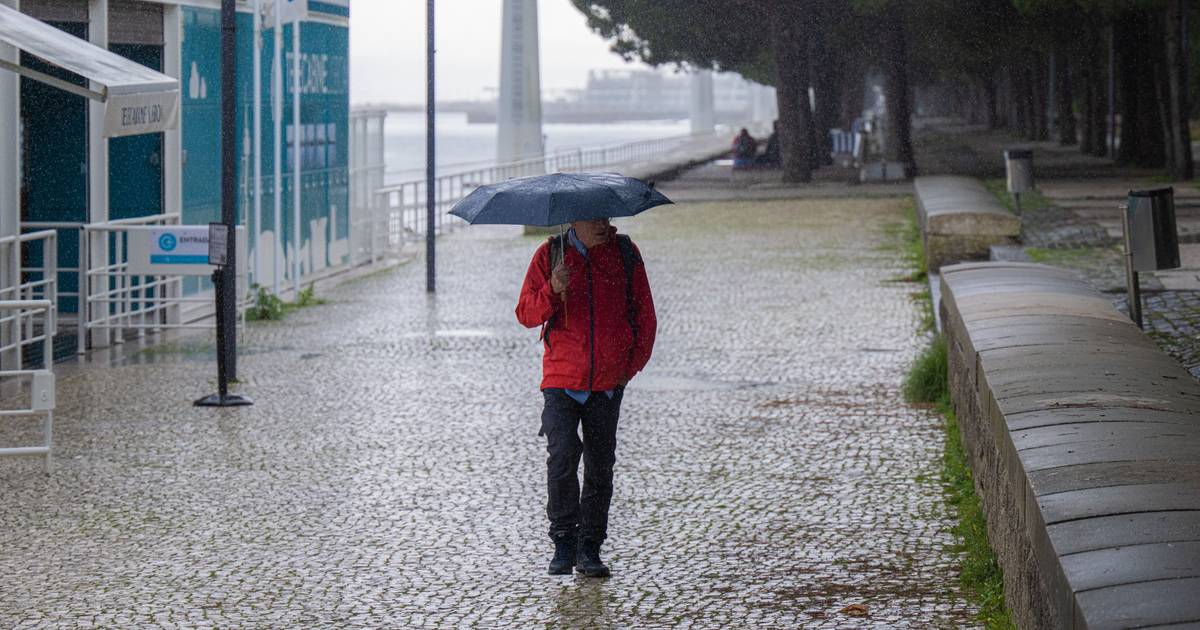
[1127,187,1181,271]
[1004,148,1034,193]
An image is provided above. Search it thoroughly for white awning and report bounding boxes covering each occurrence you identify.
[0,2,179,137]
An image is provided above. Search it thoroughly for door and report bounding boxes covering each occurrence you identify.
[107,43,164,221]
[20,20,88,314]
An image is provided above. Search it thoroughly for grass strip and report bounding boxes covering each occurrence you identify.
[898,193,1015,628]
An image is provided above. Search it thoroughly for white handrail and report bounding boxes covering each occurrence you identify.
[0,299,55,472]
[0,229,58,336]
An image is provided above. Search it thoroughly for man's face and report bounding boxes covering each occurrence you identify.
[571,219,611,248]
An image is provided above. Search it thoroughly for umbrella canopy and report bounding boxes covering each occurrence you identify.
[449,172,672,226]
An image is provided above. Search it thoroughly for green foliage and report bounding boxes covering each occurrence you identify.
[295,285,326,308]
[569,0,770,79]
[902,202,927,283]
[903,334,948,403]
[905,290,1015,629]
[247,284,326,322]
[248,286,287,321]
[942,403,1018,630]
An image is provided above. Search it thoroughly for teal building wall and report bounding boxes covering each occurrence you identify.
[181,4,349,294]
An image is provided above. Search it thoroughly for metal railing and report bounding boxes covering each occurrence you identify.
[0,229,58,333]
[78,213,250,354]
[350,163,388,266]
[369,134,704,260]
[0,299,55,472]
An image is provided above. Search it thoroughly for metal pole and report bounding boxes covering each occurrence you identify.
[220,0,238,381]
[293,14,302,297]
[426,0,436,293]
[192,0,249,405]
[272,0,282,296]
[1121,204,1143,328]
[252,0,262,285]
[1012,191,1022,217]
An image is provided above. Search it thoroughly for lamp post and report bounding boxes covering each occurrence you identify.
[426,0,436,293]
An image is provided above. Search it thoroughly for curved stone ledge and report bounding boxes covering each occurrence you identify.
[939,261,1200,630]
[915,176,1021,271]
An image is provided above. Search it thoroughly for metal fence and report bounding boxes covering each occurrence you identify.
[370,134,701,258]
[78,213,184,353]
[0,299,55,472]
[0,229,58,326]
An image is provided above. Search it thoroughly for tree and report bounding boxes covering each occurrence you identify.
[572,0,843,182]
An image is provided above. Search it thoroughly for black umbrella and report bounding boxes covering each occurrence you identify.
[449,172,673,227]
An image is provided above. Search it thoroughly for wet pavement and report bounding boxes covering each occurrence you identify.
[1,188,978,627]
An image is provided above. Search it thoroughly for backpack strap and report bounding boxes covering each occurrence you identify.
[615,235,641,355]
[540,235,565,349]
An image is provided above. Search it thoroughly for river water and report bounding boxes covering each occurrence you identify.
[383,111,691,183]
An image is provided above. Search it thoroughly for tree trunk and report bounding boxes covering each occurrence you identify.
[802,39,820,170]
[1034,53,1050,141]
[1089,26,1110,157]
[1018,65,1035,139]
[838,71,863,129]
[1081,56,1098,154]
[882,1,915,174]
[1056,49,1077,145]
[1118,11,1167,167]
[1165,0,1194,179]
[983,73,999,129]
[812,35,840,166]
[771,19,812,183]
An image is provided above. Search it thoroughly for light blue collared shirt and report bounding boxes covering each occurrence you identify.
[563,228,614,405]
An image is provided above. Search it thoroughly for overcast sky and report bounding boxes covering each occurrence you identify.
[349,0,656,105]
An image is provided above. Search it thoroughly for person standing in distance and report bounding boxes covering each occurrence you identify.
[515,217,657,577]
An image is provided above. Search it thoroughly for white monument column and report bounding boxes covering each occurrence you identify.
[690,69,715,135]
[497,0,543,168]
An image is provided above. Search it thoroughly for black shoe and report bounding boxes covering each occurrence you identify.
[575,538,611,578]
[548,535,577,575]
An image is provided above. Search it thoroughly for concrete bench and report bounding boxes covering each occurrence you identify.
[915,176,1021,271]
[939,261,1200,630]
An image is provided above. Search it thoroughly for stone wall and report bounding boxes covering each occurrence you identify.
[939,261,1200,629]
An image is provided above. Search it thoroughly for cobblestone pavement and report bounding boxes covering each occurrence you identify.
[1,193,978,628]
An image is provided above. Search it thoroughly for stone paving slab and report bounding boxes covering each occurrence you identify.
[1047,511,1200,555]
[0,193,978,627]
[1061,541,1200,592]
[1073,577,1200,630]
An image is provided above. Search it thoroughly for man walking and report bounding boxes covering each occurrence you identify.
[516,217,657,577]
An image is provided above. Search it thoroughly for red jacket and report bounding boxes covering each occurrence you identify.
[516,228,657,391]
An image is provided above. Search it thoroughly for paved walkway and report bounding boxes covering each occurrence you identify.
[1,181,977,627]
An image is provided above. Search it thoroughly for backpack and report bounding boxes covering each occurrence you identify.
[541,234,641,354]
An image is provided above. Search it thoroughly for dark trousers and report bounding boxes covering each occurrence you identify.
[540,388,623,543]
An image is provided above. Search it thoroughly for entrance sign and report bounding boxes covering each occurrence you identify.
[127,226,246,276]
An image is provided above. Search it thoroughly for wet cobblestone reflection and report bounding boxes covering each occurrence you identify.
[0,195,978,628]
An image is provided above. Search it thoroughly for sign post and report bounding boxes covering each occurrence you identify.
[196,0,252,408]
[195,223,251,407]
